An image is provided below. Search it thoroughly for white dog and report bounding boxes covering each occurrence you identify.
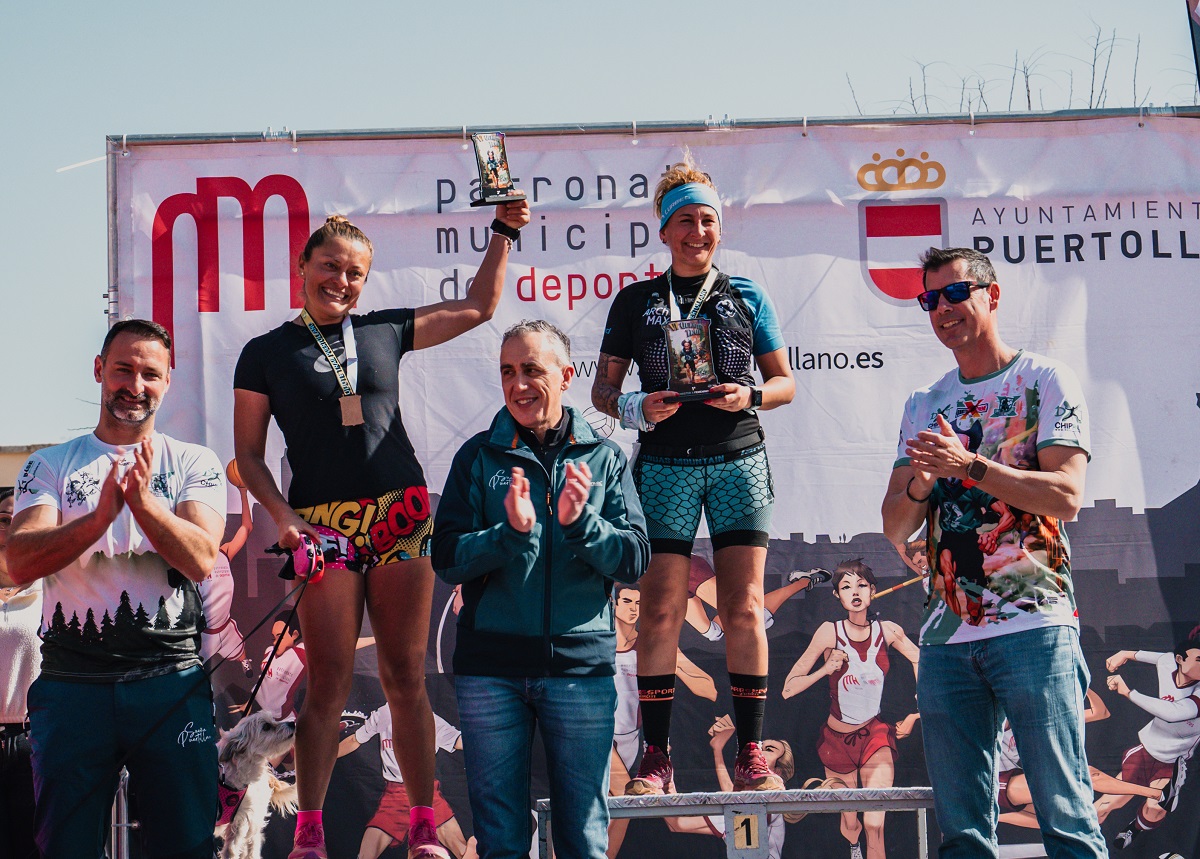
[215,713,299,859]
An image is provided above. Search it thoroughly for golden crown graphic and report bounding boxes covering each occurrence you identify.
[856,149,946,191]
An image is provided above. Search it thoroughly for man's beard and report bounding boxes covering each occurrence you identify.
[104,391,158,425]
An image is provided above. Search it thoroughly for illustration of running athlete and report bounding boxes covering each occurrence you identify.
[609,582,716,858]
[662,714,793,859]
[199,477,253,671]
[338,705,470,858]
[685,553,830,643]
[1097,634,1200,850]
[781,560,920,859]
[237,616,373,722]
[200,476,258,730]
[994,688,1162,832]
[254,612,306,722]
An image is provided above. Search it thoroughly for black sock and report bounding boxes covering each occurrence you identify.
[730,672,768,749]
[637,674,675,752]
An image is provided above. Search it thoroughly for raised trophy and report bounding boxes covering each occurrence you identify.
[470,132,527,207]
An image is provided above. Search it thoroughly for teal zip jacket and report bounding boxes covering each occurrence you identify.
[432,406,649,677]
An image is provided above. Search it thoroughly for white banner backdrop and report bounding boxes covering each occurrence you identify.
[113,116,1200,543]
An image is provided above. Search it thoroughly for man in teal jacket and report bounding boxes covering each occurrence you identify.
[433,319,649,859]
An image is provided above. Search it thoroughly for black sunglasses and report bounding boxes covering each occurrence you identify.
[917,281,990,311]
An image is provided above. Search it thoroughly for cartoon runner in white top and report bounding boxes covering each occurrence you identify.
[254,613,307,722]
[992,688,1162,834]
[782,560,920,859]
[339,706,469,858]
[1097,634,1200,850]
[609,582,716,858]
[198,471,253,671]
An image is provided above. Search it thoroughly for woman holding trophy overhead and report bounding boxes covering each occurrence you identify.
[591,154,794,796]
[234,195,529,859]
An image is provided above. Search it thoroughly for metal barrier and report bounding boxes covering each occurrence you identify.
[536,786,935,859]
[110,767,137,859]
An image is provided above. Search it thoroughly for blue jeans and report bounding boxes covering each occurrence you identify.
[456,674,616,859]
[918,625,1107,858]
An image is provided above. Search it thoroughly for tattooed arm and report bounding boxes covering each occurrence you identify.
[591,352,631,419]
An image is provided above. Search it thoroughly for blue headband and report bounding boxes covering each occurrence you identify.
[659,183,722,230]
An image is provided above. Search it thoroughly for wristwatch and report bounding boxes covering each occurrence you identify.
[962,455,989,488]
[749,387,763,408]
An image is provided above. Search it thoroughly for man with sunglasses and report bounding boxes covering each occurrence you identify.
[882,248,1106,857]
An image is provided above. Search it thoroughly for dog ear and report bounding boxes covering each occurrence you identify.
[218,725,250,765]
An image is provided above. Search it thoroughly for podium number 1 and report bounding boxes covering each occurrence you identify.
[733,813,759,850]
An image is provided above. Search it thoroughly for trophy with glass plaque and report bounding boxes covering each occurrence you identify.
[469,132,527,207]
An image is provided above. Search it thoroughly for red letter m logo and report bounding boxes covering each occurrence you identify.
[151,175,310,356]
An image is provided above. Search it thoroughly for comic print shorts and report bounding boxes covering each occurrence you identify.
[291,485,433,574]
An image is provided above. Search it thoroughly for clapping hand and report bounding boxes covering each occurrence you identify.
[505,467,537,533]
[557,461,592,526]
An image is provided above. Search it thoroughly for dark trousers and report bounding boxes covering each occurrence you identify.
[0,723,38,859]
[28,667,218,859]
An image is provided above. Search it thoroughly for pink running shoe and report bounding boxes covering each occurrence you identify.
[288,821,327,859]
[408,818,452,859]
[733,742,786,791]
[625,745,673,795]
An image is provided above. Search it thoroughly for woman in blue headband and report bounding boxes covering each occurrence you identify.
[592,155,795,796]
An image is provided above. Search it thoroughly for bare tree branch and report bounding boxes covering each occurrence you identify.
[846,73,863,116]
[1088,23,1101,108]
[1008,50,1019,111]
[1133,34,1141,106]
[1098,29,1116,108]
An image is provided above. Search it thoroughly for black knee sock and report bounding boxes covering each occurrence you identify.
[730,672,768,749]
[637,674,675,752]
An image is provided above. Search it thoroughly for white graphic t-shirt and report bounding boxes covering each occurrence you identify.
[14,432,226,680]
[894,351,1089,646]
[355,705,461,783]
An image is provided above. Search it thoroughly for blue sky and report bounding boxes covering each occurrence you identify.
[1,0,1194,445]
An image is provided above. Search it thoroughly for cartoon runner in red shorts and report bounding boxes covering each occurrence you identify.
[339,704,469,858]
[782,560,920,859]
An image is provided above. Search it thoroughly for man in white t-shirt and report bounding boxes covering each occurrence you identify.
[9,319,226,859]
[881,248,1105,857]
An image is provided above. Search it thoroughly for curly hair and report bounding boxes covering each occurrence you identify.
[652,150,717,221]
